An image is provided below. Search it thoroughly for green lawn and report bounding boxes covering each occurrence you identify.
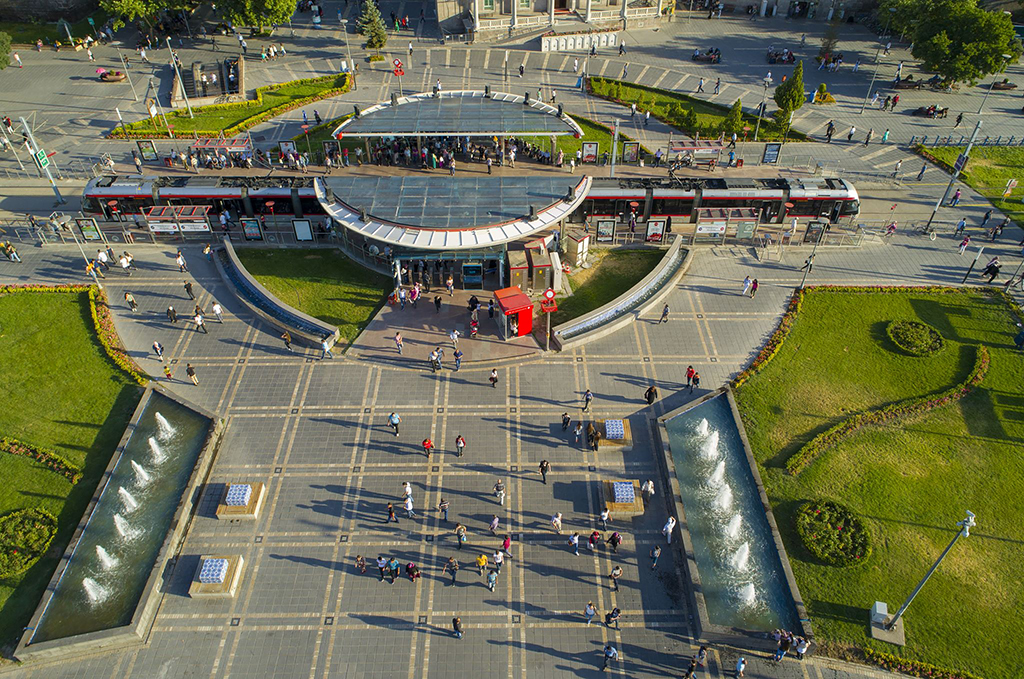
[0,290,140,650]
[117,74,349,138]
[550,247,664,326]
[589,76,803,142]
[0,9,108,45]
[734,288,1024,679]
[234,248,388,346]
[922,145,1024,230]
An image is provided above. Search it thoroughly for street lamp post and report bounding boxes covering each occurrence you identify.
[340,20,357,90]
[118,49,139,101]
[881,6,896,38]
[926,120,981,227]
[978,54,1014,114]
[59,214,103,289]
[753,76,771,141]
[20,117,64,204]
[885,511,976,632]
[859,46,883,114]
[166,37,194,118]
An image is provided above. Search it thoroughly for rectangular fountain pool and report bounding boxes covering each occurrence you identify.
[29,391,213,644]
[662,392,800,634]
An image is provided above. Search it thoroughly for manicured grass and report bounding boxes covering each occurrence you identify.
[550,247,663,326]
[588,76,803,142]
[922,145,1024,231]
[734,288,1024,679]
[0,9,108,45]
[234,248,388,346]
[117,74,348,138]
[0,291,140,650]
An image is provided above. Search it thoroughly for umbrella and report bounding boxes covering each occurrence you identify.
[96,67,107,75]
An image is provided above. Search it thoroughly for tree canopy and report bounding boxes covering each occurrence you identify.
[99,0,167,30]
[222,0,297,31]
[773,61,805,115]
[0,32,11,71]
[357,0,388,50]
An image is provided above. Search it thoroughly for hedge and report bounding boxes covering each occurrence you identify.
[0,436,83,484]
[795,499,871,566]
[0,508,58,578]
[785,344,989,475]
[886,319,945,357]
[864,649,985,679]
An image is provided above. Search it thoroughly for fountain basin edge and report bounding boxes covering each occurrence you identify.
[655,387,814,653]
[14,384,225,663]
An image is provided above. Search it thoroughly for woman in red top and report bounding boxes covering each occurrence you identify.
[422,438,434,458]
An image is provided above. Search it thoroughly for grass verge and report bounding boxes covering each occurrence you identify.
[549,247,663,326]
[0,289,140,651]
[233,248,388,347]
[111,74,350,139]
[918,145,1024,230]
[733,287,1024,679]
[0,9,108,45]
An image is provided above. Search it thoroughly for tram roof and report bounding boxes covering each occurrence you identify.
[334,90,584,138]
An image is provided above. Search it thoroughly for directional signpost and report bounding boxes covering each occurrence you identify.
[541,287,558,351]
[393,58,405,96]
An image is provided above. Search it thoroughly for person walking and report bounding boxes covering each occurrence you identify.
[696,77,705,93]
[951,189,962,206]
[599,508,611,531]
[582,389,593,412]
[183,280,195,300]
[167,305,178,324]
[454,523,467,549]
[354,555,366,574]
[568,531,580,556]
[501,534,513,558]
[493,549,504,573]
[152,340,164,361]
[193,313,208,334]
[475,552,489,576]
[602,644,619,670]
[736,657,747,677]
[959,235,971,255]
[954,217,967,237]
[692,371,701,392]
[663,516,677,543]
[551,512,563,534]
[455,434,466,457]
[449,328,460,349]
[741,275,752,296]
[403,494,416,518]
[394,332,404,354]
[421,437,434,458]
[641,479,655,506]
[453,349,463,372]
[605,607,621,629]
[892,159,902,178]
[438,497,450,522]
[186,363,199,385]
[13,51,23,68]
[486,567,498,592]
[489,368,499,388]
[176,251,189,273]
[954,112,964,128]
[387,412,401,436]
[585,602,597,625]
[750,279,759,298]
[644,385,658,405]
[386,502,399,523]
[562,412,572,431]
[917,163,927,181]
[387,556,400,584]
[443,557,460,586]
[588,530,601,551]
[715,77,721,94]
[320,337,334,360]
[539,459,550,484]
[376,555,388,581]
[434,295,443,313]
[211,302,224,323]
[607,531,622,553]
[162,363,173,381]
[644,110,650,127]
[489,514,500,535]
[494,478,506,505]
[452,616,464,638]
[659,303,670,323]
[847,125,856,142]
[574,421,584,445]
[124,291,139,312]
[650,545,662,569]
[609,565,623,591]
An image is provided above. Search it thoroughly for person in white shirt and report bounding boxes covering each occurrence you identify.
[212,302,224,322]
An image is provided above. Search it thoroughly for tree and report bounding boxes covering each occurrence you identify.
[357,0,388,51]
[911,0,1021,84]
[773,60,804,127]
[819,17,841,59]
[721,98,743,135]
[99,0,167,33]
[0,31,11,71]
[223,0,296,32]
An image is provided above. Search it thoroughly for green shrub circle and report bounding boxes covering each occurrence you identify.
[0,508,58,578]
[886,320,944,356]
[796,500,871,567]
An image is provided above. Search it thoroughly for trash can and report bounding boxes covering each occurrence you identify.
[164,156,174,168]
[737,158,744,168]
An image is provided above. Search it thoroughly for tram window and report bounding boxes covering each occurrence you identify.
[839,200,860,216]
[587,198,617,215]
[700,198,764,209]
[650,198,693,215]
[786,201,821,217]
[300,197,325,215]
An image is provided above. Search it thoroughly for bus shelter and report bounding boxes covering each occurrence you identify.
[143,205,212,236]
[667,139,724,166]
[694,207,760,242]
[493,286,534,341]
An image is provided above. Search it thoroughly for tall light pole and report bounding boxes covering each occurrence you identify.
[978,54,1013,114]
[881,6,896,38]
[926,120,981,228]
[859,46,883,114]
[118,49,139,101]
[58,214,103,289]
[166,37,194,118]
[340,20,356,90]
[609,119,620,177]
[885,511,975,632]
[753,76,771,141]
[19,117,64,205]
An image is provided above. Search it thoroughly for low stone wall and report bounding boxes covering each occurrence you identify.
[550,237,689,351]
[214,239,341,348]
[540,29,619,52]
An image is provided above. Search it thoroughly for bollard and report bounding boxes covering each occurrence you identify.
[909,136,917,146]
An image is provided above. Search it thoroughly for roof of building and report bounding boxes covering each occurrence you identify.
[316,175,592,250]
[334,90,584,137]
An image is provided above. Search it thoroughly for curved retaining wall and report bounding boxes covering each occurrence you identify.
[550,237,691,351]
[215,239,340,348]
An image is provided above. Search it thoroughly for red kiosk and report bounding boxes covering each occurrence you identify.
[493,286,534,341]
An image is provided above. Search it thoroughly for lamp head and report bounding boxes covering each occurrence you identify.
[958,510,976,537]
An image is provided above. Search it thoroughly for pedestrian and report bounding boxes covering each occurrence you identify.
[434,295,442,313]
[404,494,416,518]
[650,545,661,569]
[422,437,434,458]
[582,389,593,411]
[489,368,499,388]
[605,607,621,629]
[609,564,623,591]
[473,552,489,577]
[493,549,504,573]
[186,363,199,385]
[387,502,399,523]
[486,568,498,592]
[568,531,580,556]
[162,363,173,381]
[446,274,455,296]
[387,411,401,436]
[692,371,701,391]
[212,302,223,322]
[697,77,705,93]
[13,52,22,68]
[847,125,856,142]
[454,523,467,549]
[394,331,404,354]
[714,77,721,94]
[585,602,597,625]
[917,163,927,181]
[981,209,992,227]
[602,644,619,670]
[167,305,178,324]
[518,63,524,77]
[183,280,195,300]
[954,217,967,237]
[697,645,708,667]
[123,291,138,312]
[488,514,500,535]
[539,459,550,484]
[588,530,601,551]
[551,512,563,534]
[959,235,971,255]
[686,365,695,387]
[750,279,759,298]
[951,189,962,207]
[437,497,450,522]
[494,478,506,505]
[388,557,400,584]
[452,615,464,637]
[641,479,655,506]
[561,412,571,431]
[660,303,670,323]
[376,555,387,581]
[453,433,466,457]
[663,516,677,543]
[194,313,208,334]
[320,337,334,360]
[449,328,460,348]
[644,385,658,404]
[741,275,752,296]
[644,110,650,127]
[607,531,622,553]
[795,637,810,660]
[502,534,513,557]
[736,656,747,676]
[573,421,583,445]
[176,251,189,272]
[954,112,964,128]
[864,128,873,146]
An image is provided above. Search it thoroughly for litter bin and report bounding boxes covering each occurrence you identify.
[164,156,174,168]
[737,158,744,168]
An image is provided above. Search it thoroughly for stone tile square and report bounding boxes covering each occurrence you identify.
[321,473,429,532]
[517,362,581,410]
[434,415,510,465]
[216,415,290,467]
[231,365,305,408]
[303,362,375,406]
[444,368,510,409]
[372,368,442,407]
[434,472,514,540]
[361,414,436,465]
[585,363,653,411]
[127,631,221,679]
[426,620,510,679]
[170,364,234,413]
[325,625,417,678]
[264,474,345,536]
[644,318,709,358]
[335,545,429,613]
[522,624,609,675]
[580,326,641,357]
[228,628,319,677]
[247,544,337,615]
[181,325,255,359]
[287,414,364,465]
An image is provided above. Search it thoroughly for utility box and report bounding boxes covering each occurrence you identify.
[508,250,529,290]
[870,602,889,625]
[566,229,590,267]
[526,246,552,293]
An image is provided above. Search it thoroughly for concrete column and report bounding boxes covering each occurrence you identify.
[656,0,663,16]
[474,0,481,29]
[620,0,627,24]
[512,0,518,27]
[586,0,592,23]
[549,0,555,26]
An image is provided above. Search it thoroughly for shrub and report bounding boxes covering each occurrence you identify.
[0,508,58,578]
[864,649,985,679]
[1,436,83,484]
[796,500,871,566]
[368,54,385,62]
[886,319,944,356]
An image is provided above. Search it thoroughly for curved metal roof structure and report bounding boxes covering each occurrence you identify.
[333,90,584,138]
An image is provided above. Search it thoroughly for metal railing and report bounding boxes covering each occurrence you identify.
[910,134,1024,148]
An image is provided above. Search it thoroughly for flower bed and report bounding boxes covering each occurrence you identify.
[785,344,989,475]
[886,320,944,356]
[89,288,149,386]
[0,508,58,578]
[864,649,984,679]
[0,437,83,484]
[795,500,871,566]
